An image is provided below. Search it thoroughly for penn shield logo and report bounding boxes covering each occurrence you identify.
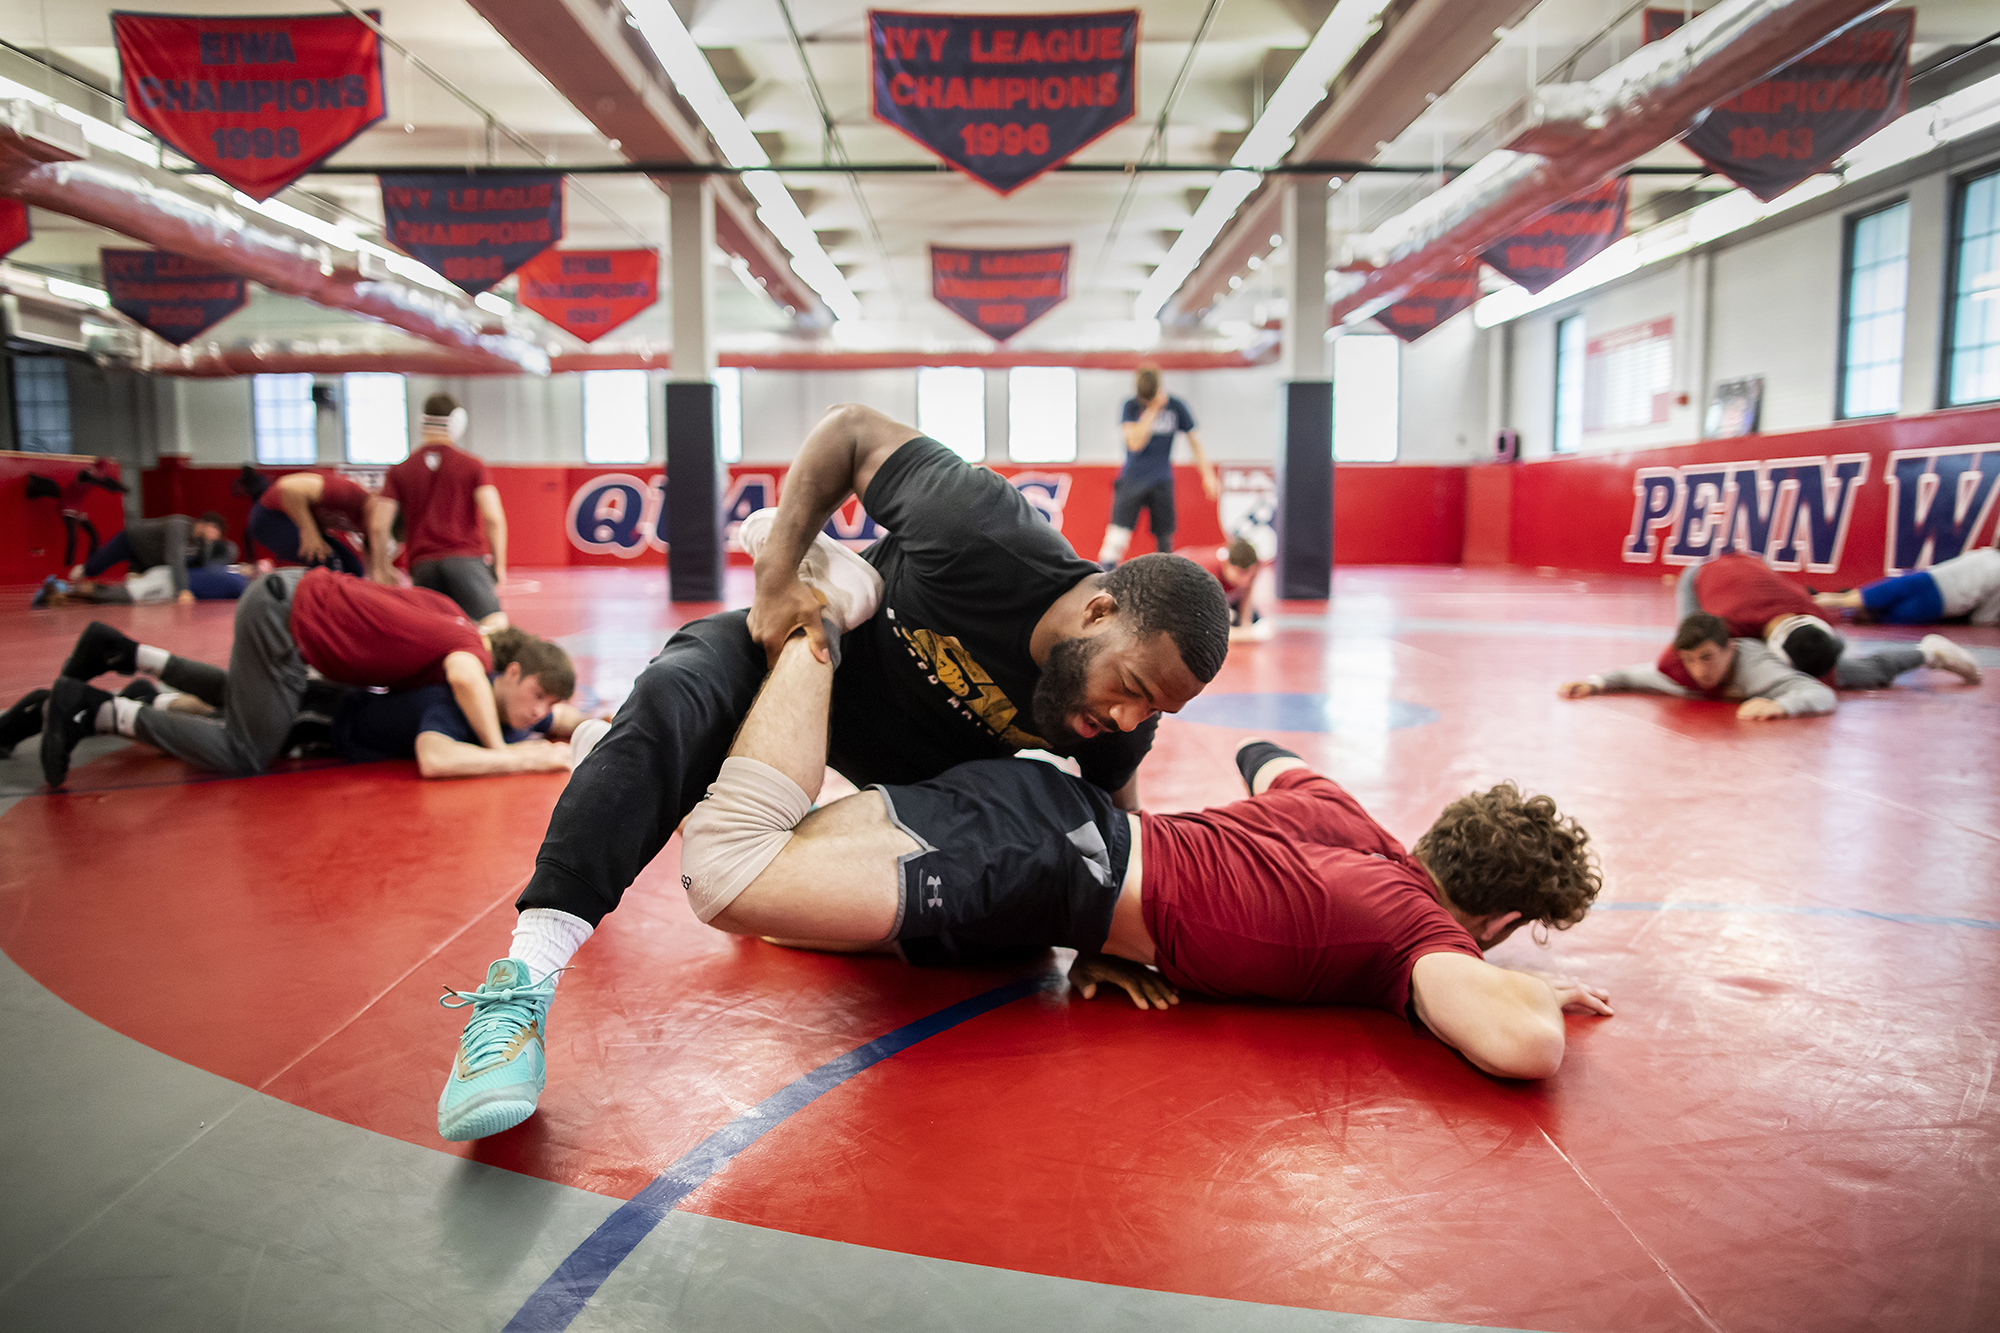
[1621,454,1869,573]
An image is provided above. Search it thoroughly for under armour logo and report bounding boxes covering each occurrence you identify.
[925,873,942,908]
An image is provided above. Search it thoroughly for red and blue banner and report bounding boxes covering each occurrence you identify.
[514,249,658,343]
[1480,178,1627,293]
[1644,8,1912,202]
[869,10,1138,195]
[1373,259,1482,343]
[112,10,386,202]
[931,244,1069,340]
[0,199,27,259]
[379,172,563,296]
[101,248,247,344]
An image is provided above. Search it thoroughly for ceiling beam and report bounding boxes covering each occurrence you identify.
[461,0,827,324]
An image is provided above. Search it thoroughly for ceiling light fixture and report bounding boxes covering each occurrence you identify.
[1133,0,1391,321]
[620,0,858,321]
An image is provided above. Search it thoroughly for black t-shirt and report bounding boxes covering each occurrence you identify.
[331,682,552,763]
[827,437,1157,793]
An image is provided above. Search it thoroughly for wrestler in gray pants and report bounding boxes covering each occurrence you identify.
[132,568,308,776]
[1674,565,1923,690]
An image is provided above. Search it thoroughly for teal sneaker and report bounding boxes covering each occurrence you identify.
[437,959,557,1141]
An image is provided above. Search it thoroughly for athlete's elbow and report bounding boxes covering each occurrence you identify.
[1464,1024,1565,1080]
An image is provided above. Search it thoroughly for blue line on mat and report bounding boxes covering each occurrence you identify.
[503,974,1046,1333]
[1602,901,2000,931]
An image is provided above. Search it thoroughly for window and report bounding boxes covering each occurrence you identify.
[583,369,650,464]
[716,366,743,463]
[253,373,316,464]
[342,373,409,464]
[12,356,72,453]
[1332,336,1398,462]
[917,366,985,462]
[1007,367,1076,462]
[1946,168,2000,406]
[1553,314,1585,453]
[1839,200,1910,418]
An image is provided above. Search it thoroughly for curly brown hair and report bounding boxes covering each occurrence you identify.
[1412,783,1600,929]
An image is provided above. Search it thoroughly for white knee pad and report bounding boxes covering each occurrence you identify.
[1097,524,1132,564]
[680,757,813,922]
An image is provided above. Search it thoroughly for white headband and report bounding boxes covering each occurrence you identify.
[421,407,468,442]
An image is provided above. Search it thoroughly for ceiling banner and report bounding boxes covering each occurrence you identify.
[930,244,1070,340]
[0,199,28,259]
[378,172,563,296]
[1480,178,1628,293]
[515,248,659,343]
[869,10,1138,195]
[112,10,386,202]
[101,248,247,344]
[1643,8,1913,202]
[1372,259,1482,343]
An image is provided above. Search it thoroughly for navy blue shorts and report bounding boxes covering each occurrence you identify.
[872,757,1129,967]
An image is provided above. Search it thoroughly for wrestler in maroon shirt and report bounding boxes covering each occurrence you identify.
[676,632,1612,1082]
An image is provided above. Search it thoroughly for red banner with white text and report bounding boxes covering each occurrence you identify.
[515,249,658,343]
[113,10,386,201]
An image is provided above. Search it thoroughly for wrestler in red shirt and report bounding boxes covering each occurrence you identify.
[250,470,381,577]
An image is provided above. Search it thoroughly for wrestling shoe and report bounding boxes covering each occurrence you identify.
[1920,634,1982,685]
[0,688,50,754]
[567,716,611,769]
[437,959,557,1141]
[41,677,111,789]
[118,678,159,705]
[30,577,70,608]
[60,621,139,680]
[735,507,883,632]
[1234,739,1302,794]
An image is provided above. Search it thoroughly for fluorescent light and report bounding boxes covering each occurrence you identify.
[620,0,857,321]
[1474,68,2000,328]
[0,77,161,166]
[474,291,511,315]
[46,277,110,308]
[233,191,363,254]
[1231,0,1392,169]
[1134,169,1259,319]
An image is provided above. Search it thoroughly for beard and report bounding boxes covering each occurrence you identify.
[1030,634,1106,754]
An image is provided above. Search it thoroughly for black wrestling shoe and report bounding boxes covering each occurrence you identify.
[0,688,50,754]
[41,678,111,789]
[118,678,159,705]
[1234,739,1301,794]
[60,621,139,680]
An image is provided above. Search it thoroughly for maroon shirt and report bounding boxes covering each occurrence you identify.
[259,472,372,534]
[1140,769,1482,1016]
[382,443,489,564]
[290,569,488,690]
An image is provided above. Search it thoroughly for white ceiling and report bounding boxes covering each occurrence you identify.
[4,0,1996,351]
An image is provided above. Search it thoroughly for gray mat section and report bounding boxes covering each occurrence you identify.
[0,736,130,815]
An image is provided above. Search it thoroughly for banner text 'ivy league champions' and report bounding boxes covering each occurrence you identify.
[112,11,386,201]
[869,10,1138,194]
[378,173,565,297]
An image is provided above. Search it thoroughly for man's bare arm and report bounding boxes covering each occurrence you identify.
[414,731,571,778]
[442,651,505,749]
[274,473,332,563]
[475,484,508,582]
[747,404,921,662]
[1409,951,1587,1080]
[366,496,399,584]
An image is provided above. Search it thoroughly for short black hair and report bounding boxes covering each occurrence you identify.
[197,510,227,530]
[1673,613,1730,652]
[423,391,460,418]
[1778,622,1841,678]
[1102,553,1230,682]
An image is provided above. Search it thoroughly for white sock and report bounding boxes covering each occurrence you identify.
[510,908,594,983]
[135,644,169,675]
[151,689,184,710]
[95,697,141,737]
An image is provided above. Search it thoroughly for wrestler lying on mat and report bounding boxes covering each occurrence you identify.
[677,553,1612,1082]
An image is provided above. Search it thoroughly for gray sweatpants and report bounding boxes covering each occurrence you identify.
[132,568,307,776]
[1676,564,1923,689]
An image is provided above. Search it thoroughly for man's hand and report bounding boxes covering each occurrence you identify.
[1070,954,1179,1011]
[1737,697,1787,721]
[1504,966,1613,1016]
[1557,680,1600,699]
[518,739,573,772]
[297,528,333,563]
[748,573,830,665]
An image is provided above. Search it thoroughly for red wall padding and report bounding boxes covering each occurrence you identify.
[1,452,130,584]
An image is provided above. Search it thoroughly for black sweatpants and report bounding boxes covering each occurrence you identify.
[1109,475,1176,554]
[517,609,768,926]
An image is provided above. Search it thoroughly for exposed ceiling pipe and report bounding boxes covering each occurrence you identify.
[1328,0,1888,327]
[140,338,1282,377]
[0,123,550,374]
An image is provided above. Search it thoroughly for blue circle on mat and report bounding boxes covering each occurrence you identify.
[1175,692,1441,733]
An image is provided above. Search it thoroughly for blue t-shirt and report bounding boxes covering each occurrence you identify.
[332,682,552,763]
[1118,395,1196,485]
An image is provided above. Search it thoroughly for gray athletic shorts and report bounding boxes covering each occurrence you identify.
[412,556,500,620]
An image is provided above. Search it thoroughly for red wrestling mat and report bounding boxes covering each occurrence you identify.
[3,567,1997,1331]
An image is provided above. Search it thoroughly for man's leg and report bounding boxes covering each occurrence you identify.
[414,557,502,624]
[1098,477,1142,567]
[81,530,134,581]
[1674,564,1703,620]
[247,505,302,563]
[1860,571,1944,624]
[1833,646,1925,690]
[1147,478,1177,554]
[128,571,307,775]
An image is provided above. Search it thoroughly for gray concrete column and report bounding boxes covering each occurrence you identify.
[1900,172,1947,415]
[666,176,721,601]
[1279,178,1332,600]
